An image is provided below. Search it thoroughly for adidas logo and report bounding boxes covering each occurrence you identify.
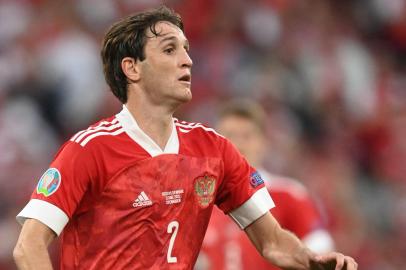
[132,191,153,207]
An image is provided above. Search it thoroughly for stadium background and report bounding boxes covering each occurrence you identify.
[0,0,405,269]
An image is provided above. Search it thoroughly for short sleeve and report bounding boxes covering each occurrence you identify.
[215,138,275,229]
[16,141,97,235]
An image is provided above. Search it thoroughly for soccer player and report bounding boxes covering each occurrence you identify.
[13,6,357,270]
[197,100,335,270]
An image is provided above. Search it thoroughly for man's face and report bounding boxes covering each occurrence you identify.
[138,21,193,106]
[217,115,266,168]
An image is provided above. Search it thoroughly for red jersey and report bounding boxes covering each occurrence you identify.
[17,106,275,270]
[197,170,334,270]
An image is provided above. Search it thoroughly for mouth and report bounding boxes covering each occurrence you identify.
[178,74,191,84]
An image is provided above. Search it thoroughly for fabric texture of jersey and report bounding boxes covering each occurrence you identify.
[16,106,274,270]
[197,169,334,270]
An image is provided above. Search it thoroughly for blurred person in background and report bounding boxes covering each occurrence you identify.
[12,6,357,270]
[196,99,334,270]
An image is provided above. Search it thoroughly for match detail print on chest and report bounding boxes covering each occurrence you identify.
[113,155,221,212]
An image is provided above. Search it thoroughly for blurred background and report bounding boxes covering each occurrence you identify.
[0,0,405,269]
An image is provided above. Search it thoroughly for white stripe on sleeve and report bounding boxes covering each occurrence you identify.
[16,199,69,236]
[229,187,275,229]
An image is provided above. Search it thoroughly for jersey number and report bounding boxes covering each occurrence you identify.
[167,221,179,263]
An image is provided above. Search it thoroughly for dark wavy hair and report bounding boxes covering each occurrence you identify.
[101,6,184,103]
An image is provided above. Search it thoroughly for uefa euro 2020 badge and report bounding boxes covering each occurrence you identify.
[36,168,62,197]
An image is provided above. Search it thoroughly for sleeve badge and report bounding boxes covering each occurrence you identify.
[36,168,62,197]
[250,171,264,188]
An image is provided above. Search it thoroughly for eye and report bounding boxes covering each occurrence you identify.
[164,47,175,54]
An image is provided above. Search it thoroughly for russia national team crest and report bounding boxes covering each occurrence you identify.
[194,175,216,208]
[36,168,61,197]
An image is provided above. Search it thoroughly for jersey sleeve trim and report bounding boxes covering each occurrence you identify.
[302,229,334,253]
[16,199,69,236]
[228,187,275,229]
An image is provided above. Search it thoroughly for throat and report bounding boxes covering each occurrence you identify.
[136,116,174,151]
[150,130,172,151]
[124,101,176,152]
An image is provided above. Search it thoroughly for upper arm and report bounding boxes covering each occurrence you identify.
[16,218,56,248]
[215,138,273,218]
[17,141,98,236]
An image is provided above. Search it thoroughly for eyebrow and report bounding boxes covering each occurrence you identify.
[159,35,190,49]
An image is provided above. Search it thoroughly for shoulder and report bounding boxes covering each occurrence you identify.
[174,119,231,157]
[174,119,226,146]
[54,116,126,161]
[68,116,126,148]
[174,119,224,139]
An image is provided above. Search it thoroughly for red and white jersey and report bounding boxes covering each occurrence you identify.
[16,106,274,270]
[197,170,334,270]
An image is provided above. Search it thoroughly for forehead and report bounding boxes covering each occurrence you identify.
[145,21,187,44]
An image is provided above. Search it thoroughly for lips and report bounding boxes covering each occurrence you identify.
[178,74,191,83]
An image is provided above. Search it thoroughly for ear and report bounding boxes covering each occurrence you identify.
[121,57,140,82]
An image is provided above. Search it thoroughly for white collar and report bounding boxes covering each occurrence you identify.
[116,105,179,157]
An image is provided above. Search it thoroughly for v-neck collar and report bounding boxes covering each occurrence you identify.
[116,105,179,157]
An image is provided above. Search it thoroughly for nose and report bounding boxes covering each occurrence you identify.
[181,50,193,69]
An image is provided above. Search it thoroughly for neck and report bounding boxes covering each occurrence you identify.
[125,98,175,151]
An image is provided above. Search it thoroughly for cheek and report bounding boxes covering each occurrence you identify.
[145,71,172,90]
[155,70,174,86]
[142,60,172,79]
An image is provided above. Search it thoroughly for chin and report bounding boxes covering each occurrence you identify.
[178,88,192,102]
[166,87,192,107]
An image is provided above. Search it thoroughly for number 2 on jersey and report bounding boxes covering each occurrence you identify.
[167,221,179,263]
